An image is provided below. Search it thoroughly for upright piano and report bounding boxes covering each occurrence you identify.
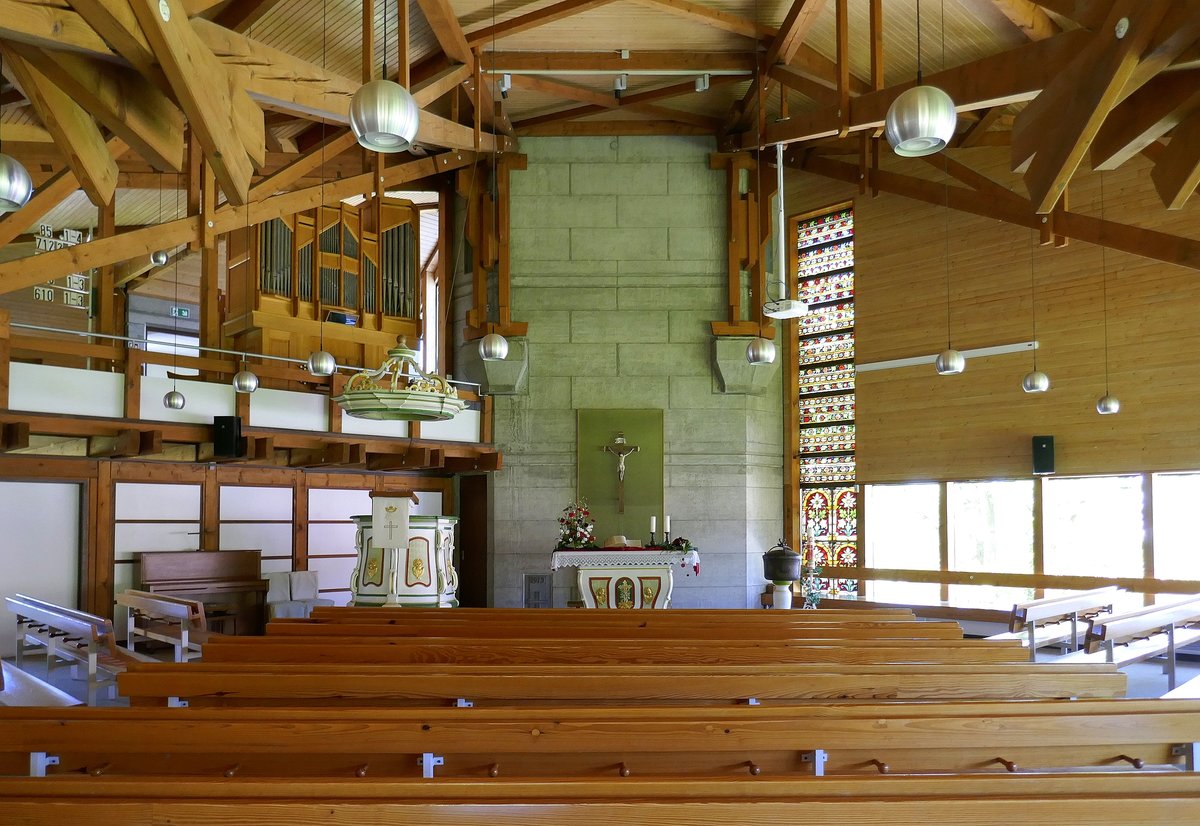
[137,550,268,636]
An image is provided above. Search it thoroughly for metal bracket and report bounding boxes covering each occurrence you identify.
[1172,743,1199,771]
[455,698,474,708]
[801,749,828,777]
[29,752,59,777]
[419,752,445,779]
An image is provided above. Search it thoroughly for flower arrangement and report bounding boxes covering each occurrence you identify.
[556,498,596,549]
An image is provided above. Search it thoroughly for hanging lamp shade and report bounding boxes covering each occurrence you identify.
[884,85,957,157]
[479,332,509,361]
[163,390,186,410]
[934,348,965,375]
[1096,393,1120,415]
[232,369,260,394]
[1022,370,1050,393]
[307,350,337,377]
[349,79,420,153]
[0,153,33,212]
[150,250,169,266]
[746,337,776,365]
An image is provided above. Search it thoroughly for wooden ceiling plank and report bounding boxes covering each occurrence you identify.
[770,64,838,108]
[513,104,608,130]
[1017,0,1172,214]
[869,0,883,90]
[624,0,771,40]
[248,129,359,200]
[1027,1,1111,28]
[621,74,740,106]
[1150,106,1200,209]
[213,0,286,31]
[8,44,185,173]
[0,149,478,294]
[799,152,1200,272]
[2,47,118,206]
[989,0,1062,40]
[508,74,617,109]
[955,105,1008,148]
[1091,69,1200,170]
[465,0,618,47]
[624,102,719,130]
[766,0,829,69]
[129,0,258,205]
[412,63,472,107]
[181,0,226,14]
[921,153,1025,209]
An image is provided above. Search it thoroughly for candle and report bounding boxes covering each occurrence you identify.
[650,516,657,533]
[665,515,671,533]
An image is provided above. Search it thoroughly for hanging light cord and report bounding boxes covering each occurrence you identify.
[916,0,923,84]
[1029,227,1038,370]
[172,172,181,390]
[943,156,952,349]
[1100,171,1110,392]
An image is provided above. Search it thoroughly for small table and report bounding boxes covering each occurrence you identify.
[551,547,700,609]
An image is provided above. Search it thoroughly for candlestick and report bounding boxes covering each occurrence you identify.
[649,531,657,547]
[665,515,671,533]
[664,530,672,546]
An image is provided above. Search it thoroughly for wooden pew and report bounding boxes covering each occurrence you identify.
[307,606,918,620]
[265,619,968,640]
[987,587,1121,660]
[1,700,1197,777]
[2,774,1199,823]
[4,594,153,705]
[199,636,1031,666]
[117,590,213,663]
[1057,595,1200,689]
[116,661,1127,707]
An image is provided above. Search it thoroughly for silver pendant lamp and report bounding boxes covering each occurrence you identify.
[747,336,777,365]
[1022,229,1050,393]
[479,331,508,361]
[884,0,957,157]
[0,53,31,212]
[349,1,420,153]
[1095,172,1119,415]
[307,347,337,377]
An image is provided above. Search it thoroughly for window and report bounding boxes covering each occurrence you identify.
[1043,475,1144,578]
[1151,473,1200,581]
[864,483,940,603]
[947,480,1034,606]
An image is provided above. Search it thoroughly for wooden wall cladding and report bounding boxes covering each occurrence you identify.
[786,150,1200,484]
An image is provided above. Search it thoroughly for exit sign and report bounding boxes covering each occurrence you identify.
[170,306,190,318]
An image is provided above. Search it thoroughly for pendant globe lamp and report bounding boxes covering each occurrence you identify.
[349,0,419,153]
[0,54,31,212]
[885,0,957,157]
[1095,173,1119,415]
[232,358,259,394]
[934,158,963,375]
[1022,230,1050,393]
[307,345,337,377]
[479,331,508,361]
[747,336,777,365]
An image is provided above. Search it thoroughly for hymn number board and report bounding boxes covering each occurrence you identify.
[31,224,91,313]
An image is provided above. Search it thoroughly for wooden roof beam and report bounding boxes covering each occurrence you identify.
[1014,1,1172,213]
[955,106,1009,148]
[1150,107,1200,209]
[625,0,771,40]
[130,0,261,206]
[213,0,287,31]
[1091,69,1200,170]
[465,0,618,48]
[767,0,829,69]
[6,44,185,174]
[1,47,118,206]
[415,0,511,134]
[485,51,755,73]
[1028,1,1111,29]
[0,166,79,249]
[68,0,172,95]
[989,0,1063,40]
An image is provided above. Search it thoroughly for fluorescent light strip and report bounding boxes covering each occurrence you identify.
[856,341,1038,373]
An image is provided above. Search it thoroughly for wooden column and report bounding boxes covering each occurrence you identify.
[95,199,119,370]
[87,461,115,616]
[0,308,9,409]
[201,465,219,552]
[293,474,309,572]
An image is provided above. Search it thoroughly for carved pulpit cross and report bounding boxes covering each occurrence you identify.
[603,432,640,513]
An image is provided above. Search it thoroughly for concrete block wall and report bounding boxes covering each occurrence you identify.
[457,136,784,608]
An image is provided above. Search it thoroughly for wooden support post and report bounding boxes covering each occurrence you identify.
[0,308,9,410]
[199,245,220,360]
[201,466,219,552]
[187,135,202,252]
[123,347,144,418]
[95,199,118,370]
[293,474,308,572]
[362,0,375,84]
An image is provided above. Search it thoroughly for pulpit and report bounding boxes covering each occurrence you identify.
[350,512,460,607]
[550,547,700,609]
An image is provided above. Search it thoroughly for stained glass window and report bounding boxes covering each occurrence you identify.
[796,206,856,596]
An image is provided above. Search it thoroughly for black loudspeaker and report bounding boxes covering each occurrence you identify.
[214,416,244,458]
[1032,435,1055,476]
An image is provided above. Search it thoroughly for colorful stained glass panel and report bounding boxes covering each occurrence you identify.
[800,394,854,425]
[798,363,856,396]
[797,425,855,454]
[799,333,854,365]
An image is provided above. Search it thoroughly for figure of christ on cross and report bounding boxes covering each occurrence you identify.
[603,432,640,513]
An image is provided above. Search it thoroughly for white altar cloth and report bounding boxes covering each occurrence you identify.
[551,548,700,609]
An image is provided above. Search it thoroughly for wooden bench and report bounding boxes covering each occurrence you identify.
[1,773,1199,823]
[0,661,81,707]
[116,661,1126,707]
[1057,595,1200,689]
[116,590,213,663]
[1163,674,1200,699]
[987,587,1121,660]
[199,636,1031,665]
[4,594,153,705]
[1,699,1197,777]
[307,606,919,620]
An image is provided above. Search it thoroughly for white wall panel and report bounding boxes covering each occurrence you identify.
[0,482,81,658]
[140,376,236,423]
[308,556,356,596]
[412,491,444,515]
[250,388,327,431]
[219,486,292,520]
[115,483,201,520]
[113,523,199,559]
[308,488,370,520]
[421,409,480,442]
[339,415,410,438]
[218,523,292,556]
[8,363,124,418]
[308,522,358,555]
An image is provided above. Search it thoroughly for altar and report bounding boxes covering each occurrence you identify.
[550,547,700,609]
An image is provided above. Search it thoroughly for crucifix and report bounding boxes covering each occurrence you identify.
[603,431,640,513]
